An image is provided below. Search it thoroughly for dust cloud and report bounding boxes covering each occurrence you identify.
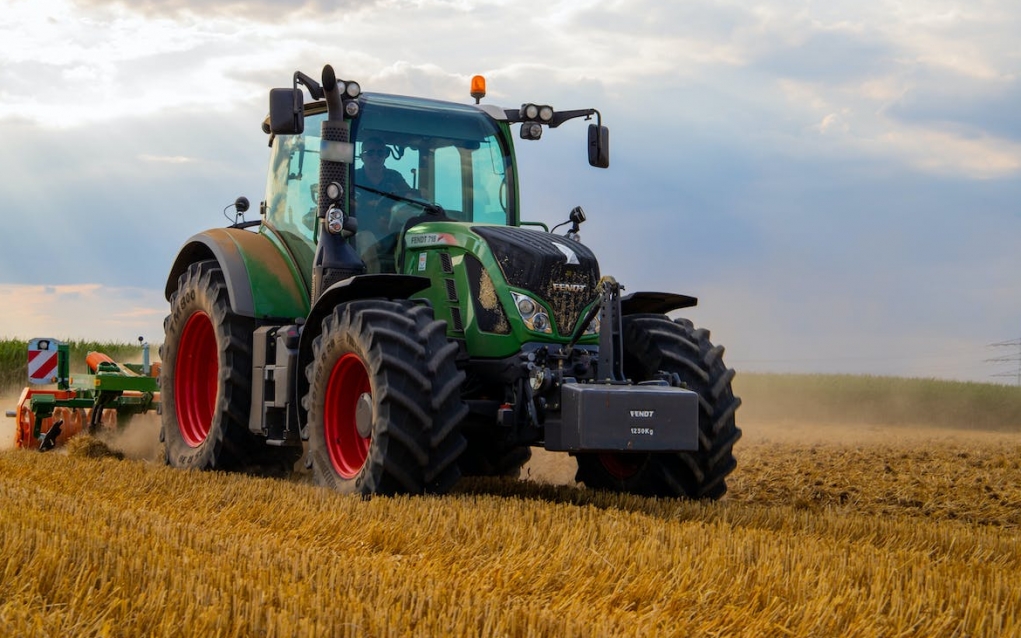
[741,417,1021,447]
[734,374,1021,446]
[0,418,16,450]
[1,391,22,451]
[97,412,163,462]
[522,449,577,486]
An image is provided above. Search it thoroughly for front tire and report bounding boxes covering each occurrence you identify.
[160,260,262,470]
[575,315,742,499]
[305,300,466,495]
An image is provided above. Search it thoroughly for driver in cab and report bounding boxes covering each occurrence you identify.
[354,136,413,272]
[354,136,411,220]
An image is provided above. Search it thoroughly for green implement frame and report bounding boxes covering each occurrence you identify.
[25,342,160,446]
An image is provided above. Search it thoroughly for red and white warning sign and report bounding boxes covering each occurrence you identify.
[28,338,61,385]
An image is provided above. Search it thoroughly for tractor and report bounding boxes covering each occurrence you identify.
[160,65,741,498]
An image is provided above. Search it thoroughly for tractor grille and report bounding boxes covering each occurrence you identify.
[472,226,599,335]
[449,307,465,332]
[444,278,458,302]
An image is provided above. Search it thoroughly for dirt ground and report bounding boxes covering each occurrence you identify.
[519,417,1021,487]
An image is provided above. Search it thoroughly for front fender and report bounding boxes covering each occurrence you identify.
[165,228,310,321]
[620,291,697,316]
[299,274,432,347]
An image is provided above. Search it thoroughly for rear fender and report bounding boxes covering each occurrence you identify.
[165,229,309,320]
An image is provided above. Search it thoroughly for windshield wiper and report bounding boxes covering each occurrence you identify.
[355,184,447,217]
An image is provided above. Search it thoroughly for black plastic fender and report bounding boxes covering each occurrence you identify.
[620,291,697,316]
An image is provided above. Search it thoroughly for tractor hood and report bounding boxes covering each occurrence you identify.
[401,221,601,352]
[471,225,600,335]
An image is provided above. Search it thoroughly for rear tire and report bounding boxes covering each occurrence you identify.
[160,260,262,470]
[575,314,742,499]
[305,300,466,495]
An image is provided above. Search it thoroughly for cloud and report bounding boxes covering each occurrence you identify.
[71,0,371,21]
[885,74,1021,142]
[877,126,1021,178]
[770,74,1021,179]
[138,154,196,164]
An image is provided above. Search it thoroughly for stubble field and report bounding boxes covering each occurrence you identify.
[2,374,1021,636]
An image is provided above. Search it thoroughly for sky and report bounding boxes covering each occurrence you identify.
[1,0,1019,384]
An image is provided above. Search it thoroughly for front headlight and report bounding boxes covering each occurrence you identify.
[511,292,552,334]
[326,206,345,234]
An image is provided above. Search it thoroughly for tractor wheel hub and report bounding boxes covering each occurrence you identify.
[355,392,373,439]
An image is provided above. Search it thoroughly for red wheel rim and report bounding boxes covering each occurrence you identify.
[597,453,645,480]
[324,353,372,479]
[175,311,218,447]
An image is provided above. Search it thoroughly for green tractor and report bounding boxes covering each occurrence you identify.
[160,65,741,498]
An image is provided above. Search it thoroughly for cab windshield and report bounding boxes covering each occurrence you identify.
[353,94,513,228]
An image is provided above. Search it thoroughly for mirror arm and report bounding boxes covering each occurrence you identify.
[294,71,324,100]
[549,108,599,129]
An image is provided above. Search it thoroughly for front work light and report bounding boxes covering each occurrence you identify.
[326,207,345,234]
[520,122,543,140]
[520,103,554,123]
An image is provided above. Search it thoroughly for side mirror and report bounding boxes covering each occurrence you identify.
[269,88,304,135]
[587,124,609,168]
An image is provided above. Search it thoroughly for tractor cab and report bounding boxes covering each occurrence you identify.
[262,94,518,281]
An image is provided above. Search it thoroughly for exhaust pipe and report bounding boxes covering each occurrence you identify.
[311,65,366,301]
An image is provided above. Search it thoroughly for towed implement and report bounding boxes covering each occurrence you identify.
[5,338,160,450]
[160,66,741,498]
